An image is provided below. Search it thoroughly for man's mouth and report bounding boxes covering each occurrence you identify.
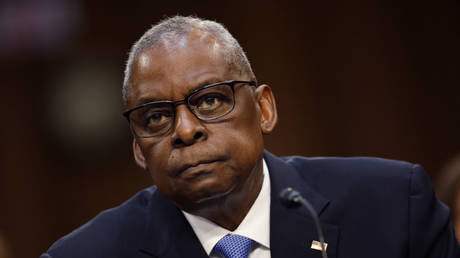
[175,159,224,178]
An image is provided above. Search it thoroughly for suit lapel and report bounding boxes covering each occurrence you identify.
[138,189,208,258]
[264,151,340,258]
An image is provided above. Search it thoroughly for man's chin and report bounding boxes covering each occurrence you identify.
[194,184,236,204]
[175,184,237,213]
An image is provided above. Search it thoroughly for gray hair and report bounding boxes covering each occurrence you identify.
[122,15,255,105]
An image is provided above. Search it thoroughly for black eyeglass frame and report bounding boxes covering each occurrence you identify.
[122,80,257,137]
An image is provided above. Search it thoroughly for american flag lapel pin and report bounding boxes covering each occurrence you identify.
[311,240,328,251]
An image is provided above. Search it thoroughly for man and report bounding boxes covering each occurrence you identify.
[42,16,459,258]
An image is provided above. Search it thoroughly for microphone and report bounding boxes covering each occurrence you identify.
[279,187,328,258]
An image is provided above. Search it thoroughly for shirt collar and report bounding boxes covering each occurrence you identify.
[182,159,271,255]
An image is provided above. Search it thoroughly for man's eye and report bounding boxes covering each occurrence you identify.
[149,113,163,122]
[197,93,224,110]
[204,96,218,106]
[146,111,170,125]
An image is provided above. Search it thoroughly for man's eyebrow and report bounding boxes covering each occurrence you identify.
[136,97,161,106]
[186,78,223,94]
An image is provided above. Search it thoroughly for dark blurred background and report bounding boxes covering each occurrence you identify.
[0,0,459,257]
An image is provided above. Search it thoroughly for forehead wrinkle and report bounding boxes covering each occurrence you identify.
[132,78,224,108]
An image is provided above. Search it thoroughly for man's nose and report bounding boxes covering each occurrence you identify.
[170,105,207,147]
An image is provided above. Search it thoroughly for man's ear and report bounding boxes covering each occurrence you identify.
[132,138,147,169]
[255,84,278,134]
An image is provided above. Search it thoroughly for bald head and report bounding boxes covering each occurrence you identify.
[123,16,255,105]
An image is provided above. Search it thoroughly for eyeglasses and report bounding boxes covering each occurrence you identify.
[123,80,256,138]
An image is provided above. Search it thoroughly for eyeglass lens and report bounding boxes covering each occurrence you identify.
[129,83,235,137]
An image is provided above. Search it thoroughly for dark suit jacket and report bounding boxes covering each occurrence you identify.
[41,151,460,258]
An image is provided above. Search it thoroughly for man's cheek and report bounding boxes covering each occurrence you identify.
[145,152,168,178]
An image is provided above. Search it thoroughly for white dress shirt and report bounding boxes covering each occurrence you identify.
[182,159,271,258]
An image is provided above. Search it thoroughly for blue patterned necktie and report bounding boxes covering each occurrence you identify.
[213,234,254,258]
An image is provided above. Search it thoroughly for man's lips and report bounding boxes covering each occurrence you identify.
[175,158,224,178]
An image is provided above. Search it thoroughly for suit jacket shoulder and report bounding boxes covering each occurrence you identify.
[271,153,459,258]
[43,187,157,258]
[282,155,415,200]
[42,185,207,258]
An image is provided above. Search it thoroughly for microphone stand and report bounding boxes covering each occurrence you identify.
[280,187,328,258]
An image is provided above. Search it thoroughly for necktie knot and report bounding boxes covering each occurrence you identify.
[213,234,253,258]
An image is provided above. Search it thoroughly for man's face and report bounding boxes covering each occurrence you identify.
[126,32,272,212]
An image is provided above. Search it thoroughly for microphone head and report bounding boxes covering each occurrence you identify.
[279,187,301,208]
